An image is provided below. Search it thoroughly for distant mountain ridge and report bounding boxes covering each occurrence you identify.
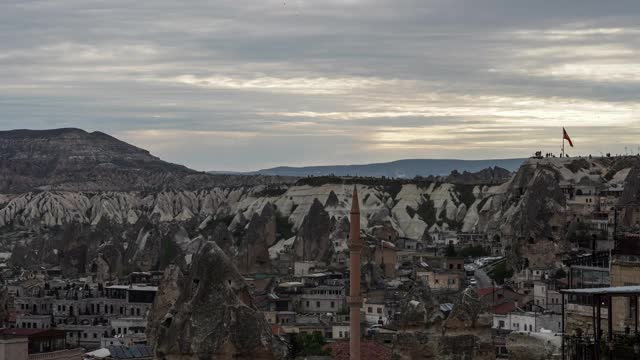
[251,158,526,178]
[0,128,295,192]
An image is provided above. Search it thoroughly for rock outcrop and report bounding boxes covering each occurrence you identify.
[149,241,277,359]
[294,198,331,261]
[236,203,276,273]
[399,280,443,328]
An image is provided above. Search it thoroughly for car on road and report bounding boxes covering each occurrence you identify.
[366,324,383,336]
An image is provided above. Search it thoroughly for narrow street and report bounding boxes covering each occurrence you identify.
[469,263,494,288]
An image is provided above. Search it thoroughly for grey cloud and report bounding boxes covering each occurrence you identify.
[2,0,640,170]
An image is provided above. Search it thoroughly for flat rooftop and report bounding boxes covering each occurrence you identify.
[105,285,158,291]
[560,285,640,296]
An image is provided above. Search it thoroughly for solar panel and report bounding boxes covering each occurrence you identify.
[138,345,152,357]
[105,344,155,359]
[130,346,142,357]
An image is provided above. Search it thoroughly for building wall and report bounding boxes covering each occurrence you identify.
[0,337,28,360]
[374,247,397,279]
[14,298,53,315]
[299,286,345,313]
[565,303,609,335]
[331,325,350,339]
[493,313,561,333]
[533,283,562,313]
[59,324,112,349]
[16,315,51,330]
[294,262,317,276]
[299,296,343,313]
[110,318,147,336]
[361,301,387,325]
[417,271,463,291]
[610,257,640,332]
[263,311,277,324]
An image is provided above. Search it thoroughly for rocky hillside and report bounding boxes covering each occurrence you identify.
[0,128,294,192]
[0,128,637,279]
[478,156,637,272]
[0,178,498,276]
[1,155,636,277]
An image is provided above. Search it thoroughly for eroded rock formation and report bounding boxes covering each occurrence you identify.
[149,241,277,359]
[294,198,331,261]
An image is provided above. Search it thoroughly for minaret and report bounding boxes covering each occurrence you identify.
[348,186,362,360]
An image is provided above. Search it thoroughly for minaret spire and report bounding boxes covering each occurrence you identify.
[348,185,362,360]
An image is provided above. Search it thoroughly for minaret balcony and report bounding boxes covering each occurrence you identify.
[347,296,362,306]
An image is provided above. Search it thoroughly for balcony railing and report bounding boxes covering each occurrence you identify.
[28,348,84,360]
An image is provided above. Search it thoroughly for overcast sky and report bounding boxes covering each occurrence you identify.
[2,1,640,171]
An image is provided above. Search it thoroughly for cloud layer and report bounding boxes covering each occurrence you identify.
[2,0,640,171]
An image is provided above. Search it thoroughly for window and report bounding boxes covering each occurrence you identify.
[376,308,382,314]
[83,333,87,338]
[316,301,320,308]
[306,301,309,308]
[449,264,453,269]
[498,320,505,328]
[93,333,97,339]
[339,331,343,338]
[331,301,335,308]
[368,307,373,313]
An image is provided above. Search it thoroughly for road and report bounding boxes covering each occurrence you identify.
[469,263,494,288]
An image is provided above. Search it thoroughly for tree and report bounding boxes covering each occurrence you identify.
[489,262,514,285]
[445,243,457,257]
[457,245,489,258]
[290,332,331,357]
[553,268,567,280]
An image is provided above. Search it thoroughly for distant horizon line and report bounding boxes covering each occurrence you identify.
[207,157,528,174]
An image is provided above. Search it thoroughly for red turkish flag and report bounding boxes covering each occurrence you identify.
[563,127,574,147]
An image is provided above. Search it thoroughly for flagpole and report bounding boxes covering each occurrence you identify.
[561,128,565,158]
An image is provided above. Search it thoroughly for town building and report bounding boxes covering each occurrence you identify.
[493,311,562,333]
[299,285,346,314]
[533,281,563,313]
[361,299,388,325]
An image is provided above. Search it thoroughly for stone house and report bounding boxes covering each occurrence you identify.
[298,285,346,313]
[533,281,562,313]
